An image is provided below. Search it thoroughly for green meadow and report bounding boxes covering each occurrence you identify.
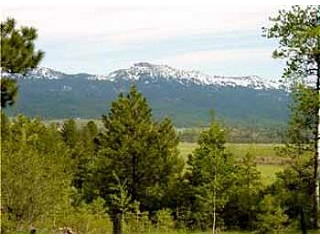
[178,142,287,184]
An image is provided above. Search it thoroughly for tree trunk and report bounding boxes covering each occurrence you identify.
[300,206,308,234]
[312,5,320,229]
[132,154,137,202]
[213,168,217,234]
[212,209,216,234]
[113,212,123,234]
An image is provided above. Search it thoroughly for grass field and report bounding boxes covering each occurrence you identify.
[178,142,287,184]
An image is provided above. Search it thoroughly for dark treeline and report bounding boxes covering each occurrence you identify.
[178,125,287,144]
[1,85,317,233]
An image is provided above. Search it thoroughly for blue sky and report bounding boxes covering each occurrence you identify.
[2,4,286,79]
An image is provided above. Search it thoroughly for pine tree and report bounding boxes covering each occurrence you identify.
[61,119,79,149]
[1,18,44,108]
[94,86,183,214]
[263,5,320,228]
[73,121,99,190]
[224,153,262,230]
[275,84,317,233]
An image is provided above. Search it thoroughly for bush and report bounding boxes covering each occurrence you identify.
[256,195,288,233]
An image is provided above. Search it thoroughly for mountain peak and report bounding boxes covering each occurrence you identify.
[27,67,66,79]
[99,62,282,90]
[6,63,284,90]
[133,62,155,68]
[2,67,66,80]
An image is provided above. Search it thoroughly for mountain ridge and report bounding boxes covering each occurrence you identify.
[3,62,286,90]
[3,62,291,127]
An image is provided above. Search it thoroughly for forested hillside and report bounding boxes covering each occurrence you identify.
[5,69,290,127]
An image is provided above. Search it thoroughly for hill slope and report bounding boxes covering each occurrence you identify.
[4,63,290,127]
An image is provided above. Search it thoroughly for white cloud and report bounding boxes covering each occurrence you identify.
[1,5,281,48]
[0,3,289,78]
[154,48,272,69]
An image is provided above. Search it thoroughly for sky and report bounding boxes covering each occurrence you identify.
[1,4,289,79]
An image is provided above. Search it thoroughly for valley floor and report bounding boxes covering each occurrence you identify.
[178,142,287,184]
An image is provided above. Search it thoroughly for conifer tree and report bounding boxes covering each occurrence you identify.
[94,86,183,213]
[61,119,79,149]
[274,84,317,233]
[1,18,44,107]
[224,153,262,230]
[263,5,320,228]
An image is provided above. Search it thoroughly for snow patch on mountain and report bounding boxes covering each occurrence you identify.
[2,63,287,90]
[1,67,66,80]
[26,67,66,79]
[90,62,283,90]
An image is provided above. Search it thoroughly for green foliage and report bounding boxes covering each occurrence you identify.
[178,125,287,144]
[264,5,320,230]
[256,194,288,233]
[123,209,176,234]
[1,18,44,107]
[123,211,153,233]
[263,5,318,80]
[61,118,79,148]
[0,78,18,107]
[154,208,175,233]
[187,122,236,231]
[288,84,317,149]
[94,86,184,213]
[273,83,317,232]
[273,155,314,233]
[224,154,263,230]
[1,114,72,233]
[0,113,114,234]
[109,174,133,214]
[52,198,112,234]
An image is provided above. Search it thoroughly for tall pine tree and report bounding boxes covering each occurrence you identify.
[263,5,320,228]
[1,18,44,108]
[93,86,183,232]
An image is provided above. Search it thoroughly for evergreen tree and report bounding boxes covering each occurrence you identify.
[61,119,79,149]
[109,173,132,234]
[94,86,183,223]
[263,5,320,228]
[287,84,317,151]
[224,153,262,230]
[1,18,44,107]
[256,194,288,233]
[274,157,313,233]
[274,84,318,233]
[73,121,99,190]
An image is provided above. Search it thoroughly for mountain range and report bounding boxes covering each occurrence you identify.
[4,62,291,127]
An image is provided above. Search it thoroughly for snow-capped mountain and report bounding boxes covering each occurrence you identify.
[1,67,67,80]
[25,67,67,79]
[4,62,284,90]
[88,62,283,90]
[5,62,291,126]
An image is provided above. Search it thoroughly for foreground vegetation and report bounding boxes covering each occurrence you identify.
[1,85,317,234]
[1,5,320,234]
[179,142,286,185]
